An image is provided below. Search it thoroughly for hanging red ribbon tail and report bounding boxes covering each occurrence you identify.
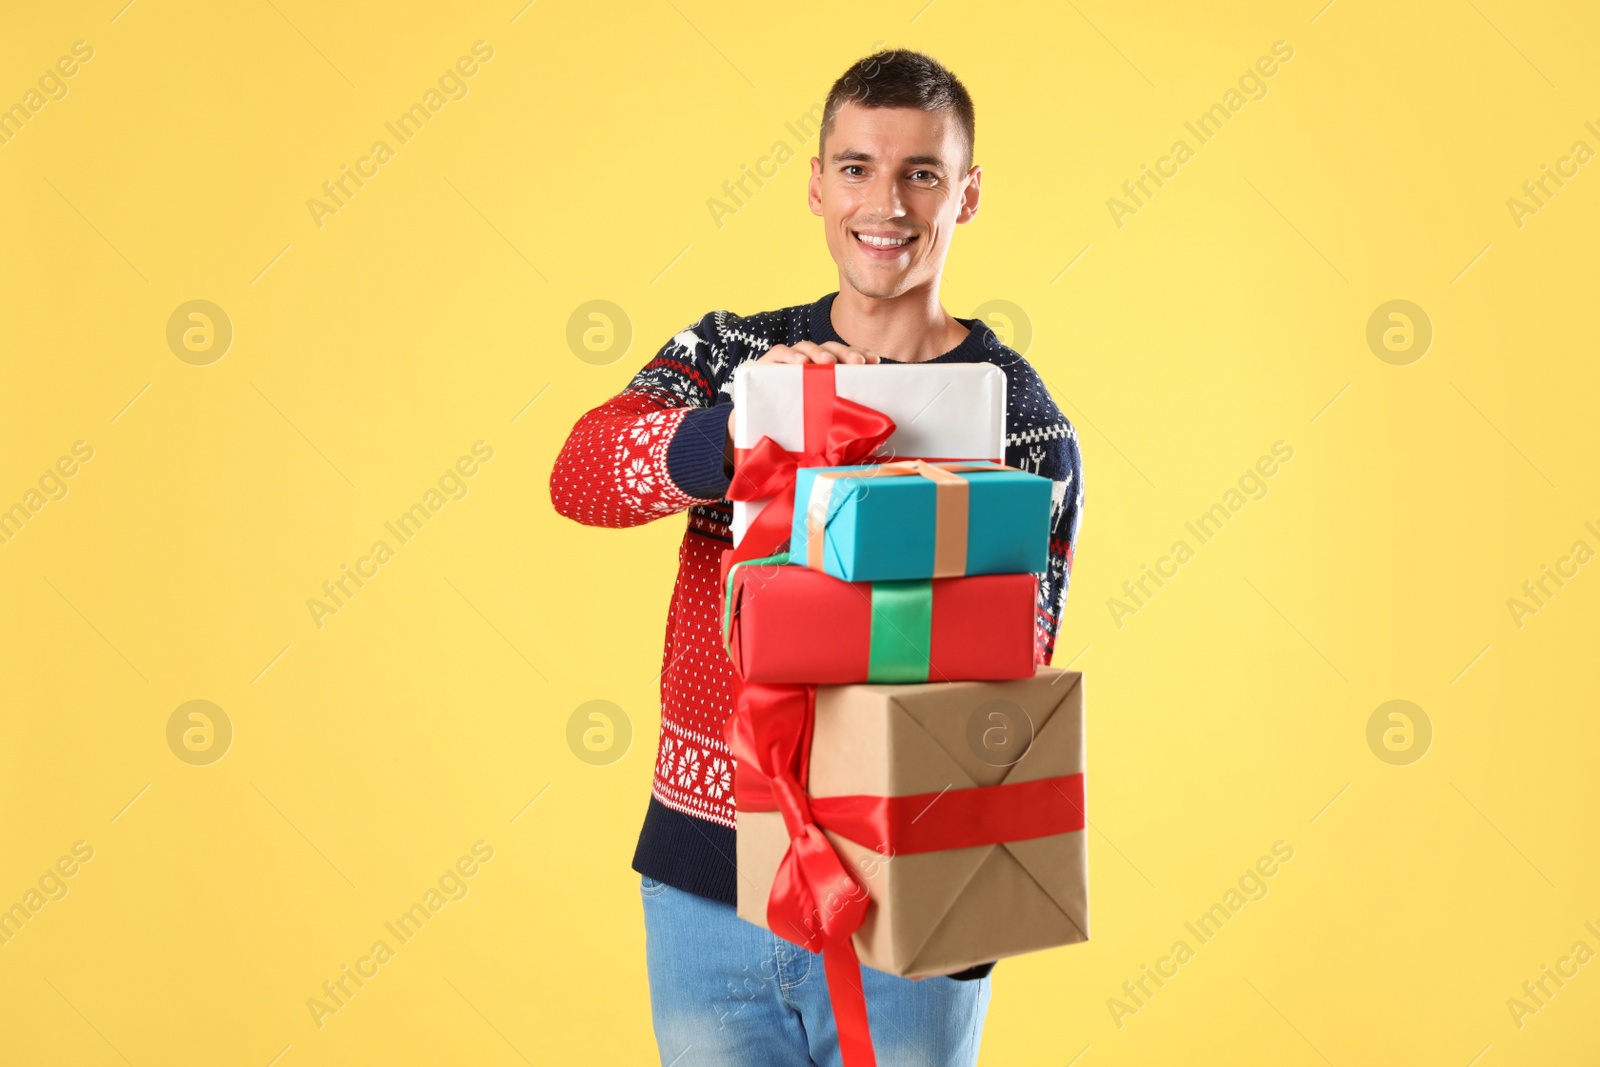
[725,681,878,1064]
[824,941,878,1067]
[726,364,896,566]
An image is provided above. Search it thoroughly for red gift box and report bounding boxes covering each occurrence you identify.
[723,558,1037,684]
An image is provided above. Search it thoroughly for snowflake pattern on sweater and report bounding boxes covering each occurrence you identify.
[550,292,1084,832]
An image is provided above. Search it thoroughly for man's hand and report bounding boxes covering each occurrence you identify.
[756,340,881,366]
[728,342,879,447]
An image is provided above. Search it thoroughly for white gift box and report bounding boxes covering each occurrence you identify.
[729,363,1007,547]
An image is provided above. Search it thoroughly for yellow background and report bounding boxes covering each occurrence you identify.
[2,0,1597,1063]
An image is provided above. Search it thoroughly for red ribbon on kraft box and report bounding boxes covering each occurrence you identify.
[725,679,1085,1067]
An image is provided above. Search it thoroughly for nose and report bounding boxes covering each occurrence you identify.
[866,170,907,221]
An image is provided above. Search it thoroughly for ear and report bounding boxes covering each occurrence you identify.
[808,157,824,217]
[956,165,982,224]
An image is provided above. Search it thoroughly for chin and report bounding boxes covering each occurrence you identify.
[842,264,912,300]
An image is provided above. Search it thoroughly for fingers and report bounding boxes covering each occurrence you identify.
[795,340,880,364]
[790,341,837,364]
[815,341,880,364]
[757,344,804,364]
[757,341,880,364]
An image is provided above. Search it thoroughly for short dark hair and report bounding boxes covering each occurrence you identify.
[819,48,976,174]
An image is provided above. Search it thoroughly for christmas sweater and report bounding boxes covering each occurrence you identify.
[549,290,1085,911]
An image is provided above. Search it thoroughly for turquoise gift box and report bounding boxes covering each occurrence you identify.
[789,462,1052,583]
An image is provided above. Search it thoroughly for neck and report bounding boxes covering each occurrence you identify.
[829,282,968,363]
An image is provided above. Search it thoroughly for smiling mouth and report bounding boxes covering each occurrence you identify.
[853,231,917,250]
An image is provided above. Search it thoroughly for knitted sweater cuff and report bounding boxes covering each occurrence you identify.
[665,401,734,501]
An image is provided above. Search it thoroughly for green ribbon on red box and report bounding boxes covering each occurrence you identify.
[721,554,936,683]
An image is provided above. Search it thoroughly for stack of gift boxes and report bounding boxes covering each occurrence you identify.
[717,362,1088,1064]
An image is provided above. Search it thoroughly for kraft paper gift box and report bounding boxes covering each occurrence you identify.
[736,667,1089,978]
[729,362,1006,550]
[722,560,1038,684]
[789,461,1052,583]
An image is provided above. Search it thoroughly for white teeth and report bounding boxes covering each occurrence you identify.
[856,233,911,247]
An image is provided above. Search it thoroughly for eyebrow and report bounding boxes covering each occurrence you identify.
[829,150,947,168]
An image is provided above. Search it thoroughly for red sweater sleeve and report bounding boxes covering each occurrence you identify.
[549,313,731,529]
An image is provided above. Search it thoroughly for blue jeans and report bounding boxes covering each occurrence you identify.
[640,874,991,1066]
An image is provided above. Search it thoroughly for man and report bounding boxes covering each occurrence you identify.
[551,48,1084,1066]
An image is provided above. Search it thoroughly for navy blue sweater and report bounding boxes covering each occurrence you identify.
[554,291,1086,982]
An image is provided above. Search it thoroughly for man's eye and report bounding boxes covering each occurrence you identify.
[912,171,937,182]
[844,165,865,176]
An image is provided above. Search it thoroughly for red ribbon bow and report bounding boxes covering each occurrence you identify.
[726,363,896,566]
[726,678,1087,1067]
[726,682,871,951]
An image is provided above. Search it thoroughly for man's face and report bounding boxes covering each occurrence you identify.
[809,102,980,301]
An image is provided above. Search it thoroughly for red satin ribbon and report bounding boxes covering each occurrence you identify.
[726,678,1086,1067]
[726,363,896,566]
